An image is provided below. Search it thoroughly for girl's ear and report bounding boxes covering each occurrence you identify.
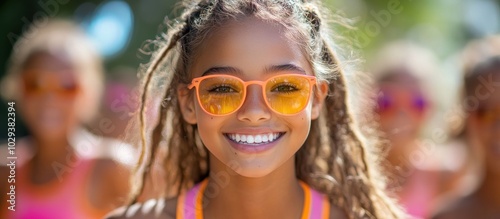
[311,82,328,120]
[177,85,197,124]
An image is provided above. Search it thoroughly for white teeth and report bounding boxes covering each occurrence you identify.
[226,133,282,144]
[247,136,255,144]
[255,135,262,143]
[262,135,268,142]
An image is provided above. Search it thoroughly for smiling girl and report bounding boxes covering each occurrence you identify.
[108,0,404,218]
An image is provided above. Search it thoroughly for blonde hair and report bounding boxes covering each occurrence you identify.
[130,0,404,218]
[1,19,104,123]
[369,41,439,94]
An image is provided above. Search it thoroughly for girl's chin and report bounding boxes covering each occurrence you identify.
[220,154,293,179]
[33,128,67,138]
[230,165,277,178]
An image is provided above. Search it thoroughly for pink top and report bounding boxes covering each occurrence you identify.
[5,159,107,219]
[176,179,330,219]
[399,170,439,219]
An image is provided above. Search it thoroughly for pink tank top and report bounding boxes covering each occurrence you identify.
[5,159,107,219]
[399,170,439,219]
[176,179,330,219]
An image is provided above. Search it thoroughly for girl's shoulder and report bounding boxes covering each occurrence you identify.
[87,158,131,211]
[105,197,177,219]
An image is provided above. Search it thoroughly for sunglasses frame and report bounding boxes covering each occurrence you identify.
[188,74,317,116]
[376,88,428,117]
[21,70,80,97]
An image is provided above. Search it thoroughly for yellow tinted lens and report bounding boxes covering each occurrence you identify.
[266,75,311,114]
[198,77,244,115]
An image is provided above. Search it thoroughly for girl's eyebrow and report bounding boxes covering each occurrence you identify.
[201,66,242,76]
[265,64,306,74]
[201,63,306,76]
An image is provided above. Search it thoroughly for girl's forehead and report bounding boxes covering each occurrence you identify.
[24,52,73,72]
[379,71,420,84]
[189,17,312,78]
[22,53,78,83]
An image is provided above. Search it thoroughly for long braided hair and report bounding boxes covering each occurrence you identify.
[129,0,405,218]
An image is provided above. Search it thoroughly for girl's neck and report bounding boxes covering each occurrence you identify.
[27,137,78,185]
[203,156,304,219]
[385,139,419,169]
[31,137,76,170]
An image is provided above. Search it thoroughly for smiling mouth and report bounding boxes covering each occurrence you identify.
[224,132,285,145]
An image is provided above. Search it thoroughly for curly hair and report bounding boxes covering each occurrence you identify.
[128,0,404,218]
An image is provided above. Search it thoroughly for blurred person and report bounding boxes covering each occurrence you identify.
[431,36,500,219]
[370,42,466,219]
[0,20,132,218]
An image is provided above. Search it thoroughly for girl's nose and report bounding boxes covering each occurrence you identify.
[236,85,271,123]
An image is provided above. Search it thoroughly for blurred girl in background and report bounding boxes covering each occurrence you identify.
[432,36,500,219]
[370,42,466,219]
[0,20,131,218]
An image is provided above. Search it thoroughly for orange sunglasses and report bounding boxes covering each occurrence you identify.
[188,74,317,116]
[22,70,80,97]
[376,86,428,117]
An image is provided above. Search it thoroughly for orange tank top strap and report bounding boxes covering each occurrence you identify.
[176,179,330,219]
